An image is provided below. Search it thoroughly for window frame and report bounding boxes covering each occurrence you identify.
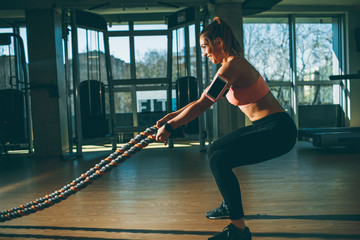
[243,14,346,126]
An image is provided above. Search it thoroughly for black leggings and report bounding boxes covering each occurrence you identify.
[207,112,297,220]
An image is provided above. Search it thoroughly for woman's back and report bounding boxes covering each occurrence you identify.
[218,55,285,121]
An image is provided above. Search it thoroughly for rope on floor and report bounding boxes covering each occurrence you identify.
[0,126,158,223]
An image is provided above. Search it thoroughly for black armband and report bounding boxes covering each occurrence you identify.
[205,74,229,102]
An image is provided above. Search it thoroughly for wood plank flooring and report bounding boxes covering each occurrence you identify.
[0,141,360,240]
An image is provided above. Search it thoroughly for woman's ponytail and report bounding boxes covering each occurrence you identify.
[201,17,242,56]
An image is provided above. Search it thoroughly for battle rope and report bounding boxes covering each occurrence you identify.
[0,126,158,223]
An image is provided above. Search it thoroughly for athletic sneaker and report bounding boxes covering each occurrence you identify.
[208,224,252,240]
[205,201,230,219]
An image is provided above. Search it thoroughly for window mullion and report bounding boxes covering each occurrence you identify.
[289,15,298,125]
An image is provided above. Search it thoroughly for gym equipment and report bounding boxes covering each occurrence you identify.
[79,80,109,138]
[0,126,158,223]
[64,9,116,155]
[298,104,344,129]
[176,76,199,135]
[298,74,360,147]
[0,33,33,154]
[0,89,25,141]
[298,127,360,147]
[169,9,206,149]
[329,73,360,80]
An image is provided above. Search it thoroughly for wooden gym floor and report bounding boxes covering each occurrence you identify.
[0,140,360,240]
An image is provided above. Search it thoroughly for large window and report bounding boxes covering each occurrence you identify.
[172,24,198,79]
[108,23,169,128]
[109,37,131,79]
[172,27,186,80]
[189,25,197,77]
[244,18,290,82]
[243,17,291,110]
[244,15,344,126]
[295,17,337,105]
[134,35,167,78]
[77,29,106,85]
[296,17,333,82]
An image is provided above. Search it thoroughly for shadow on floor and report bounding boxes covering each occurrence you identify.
[1,224,360,239]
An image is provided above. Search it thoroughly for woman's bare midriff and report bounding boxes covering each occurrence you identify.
[241,91,285,122]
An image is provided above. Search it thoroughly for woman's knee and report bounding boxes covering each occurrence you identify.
[208,150,228,174]
[207,139,223,159]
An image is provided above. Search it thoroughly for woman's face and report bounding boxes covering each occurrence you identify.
[200,36,223,64]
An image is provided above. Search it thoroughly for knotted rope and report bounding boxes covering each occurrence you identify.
[0,126,158,223]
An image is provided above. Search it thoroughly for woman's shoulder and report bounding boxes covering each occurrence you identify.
[217,56,240,74]
[218,56,257,81]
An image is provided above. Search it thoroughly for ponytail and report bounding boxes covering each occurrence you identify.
[213,16,221,25]
[201,17,242,56]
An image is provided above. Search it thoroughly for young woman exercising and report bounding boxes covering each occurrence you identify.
[156,17,297,240]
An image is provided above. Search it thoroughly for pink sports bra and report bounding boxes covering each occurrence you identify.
[226,74,270,109]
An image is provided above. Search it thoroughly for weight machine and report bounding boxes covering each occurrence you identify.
[63,10,116,156]
[168,7,207,150]
[298,74,360,147]
[0,33,33,157]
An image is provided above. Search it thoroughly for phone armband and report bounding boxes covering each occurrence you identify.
[205,74,229,102]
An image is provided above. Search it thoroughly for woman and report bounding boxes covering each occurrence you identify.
[156,17,297,240]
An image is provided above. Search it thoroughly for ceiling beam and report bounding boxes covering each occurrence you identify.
[242,0,282,16]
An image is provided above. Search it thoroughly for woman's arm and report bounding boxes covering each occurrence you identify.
[156,85,212,128]
[167,93,213,129]
[155,92,214,144]
[156,100,198,128]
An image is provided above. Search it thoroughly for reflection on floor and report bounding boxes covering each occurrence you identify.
[0,141,360,240]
